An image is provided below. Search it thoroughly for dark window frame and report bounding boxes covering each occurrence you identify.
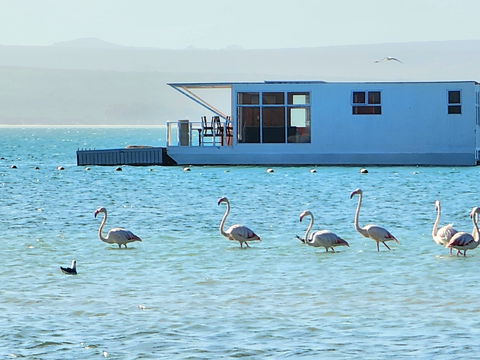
[448,90,462,115]
[352,90,382,115]
[237,91,311,144]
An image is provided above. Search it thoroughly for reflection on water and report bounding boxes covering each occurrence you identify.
[0,128,479,359]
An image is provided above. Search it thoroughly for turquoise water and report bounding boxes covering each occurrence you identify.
[1,127,480,359]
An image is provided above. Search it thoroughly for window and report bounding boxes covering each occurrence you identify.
[238,106,260,143]
[262,92,285,143]
[238,92,259,105]
[237,91,311,144]
[352,91,382,115]
[448,90,461,114]
[263,107,285,143]
[288,107,310,143]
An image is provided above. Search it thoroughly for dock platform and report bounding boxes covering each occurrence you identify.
[76,146,176,166]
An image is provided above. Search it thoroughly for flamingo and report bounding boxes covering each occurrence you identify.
[60,260,77,275]
[94,207,142,248]
[217,197,261,248]
[350,188,399,251]
[446,207,480,256]
[298,210,349,252]
[432,200,458,254]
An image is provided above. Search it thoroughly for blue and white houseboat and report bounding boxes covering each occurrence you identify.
[166,80,480,166]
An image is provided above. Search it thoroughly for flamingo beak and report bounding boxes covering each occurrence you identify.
[94,211,99,218]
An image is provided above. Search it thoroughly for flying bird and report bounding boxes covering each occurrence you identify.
[94,207,142,248]
[432,200,458,254]
[60,260,77,275]
[218,197,261,248]
[374,56,403,63]
[350,188,399,251]
[446,207,480,256]
[298,210,349,252]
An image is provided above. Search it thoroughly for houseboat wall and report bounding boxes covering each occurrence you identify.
[167,81,480,165]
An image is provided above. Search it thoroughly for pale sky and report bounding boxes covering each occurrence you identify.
[1,0,479,49]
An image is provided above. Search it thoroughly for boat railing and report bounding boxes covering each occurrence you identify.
[166,119,233,147]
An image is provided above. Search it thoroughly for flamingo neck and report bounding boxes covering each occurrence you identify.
[354,193,369,238]
[219,200,230,238]
[304,213,314,244]
[98,212,110,243]
[473,213,480,242]
[432,204,441,238]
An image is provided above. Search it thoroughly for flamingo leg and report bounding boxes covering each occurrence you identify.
[331,247,335,253]
[245,242,250,248]
[463,250,467,257]
[449,248,453,255]
[382,241,391,250]
[376,242,380,252]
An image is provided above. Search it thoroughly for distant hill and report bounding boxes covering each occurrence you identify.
[52,37,125,49]
[0,40,479,124]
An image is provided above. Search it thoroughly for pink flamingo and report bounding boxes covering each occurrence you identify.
[298,210,349,252]
[95,207,142,248]
[446,207,480,256]
[350,188,399,251]
[218,197,261,248]
[432,200,458,254]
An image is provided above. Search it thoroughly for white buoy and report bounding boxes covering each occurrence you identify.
[266,168,274,173]
[310,169,317,173]
[360,168,368,174]
[183,167,191,172]
[57,166,65,170]
[115,167,122,171]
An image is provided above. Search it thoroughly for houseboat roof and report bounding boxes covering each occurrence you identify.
[168,80,480,88]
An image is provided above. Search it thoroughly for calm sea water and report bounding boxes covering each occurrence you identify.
[1,127,480,359]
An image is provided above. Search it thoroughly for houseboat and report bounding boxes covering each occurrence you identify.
[166,80,480,166]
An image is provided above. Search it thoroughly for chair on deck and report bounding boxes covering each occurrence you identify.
[213,116,224,145]
[201,116,214,145]
[225,116,233,146]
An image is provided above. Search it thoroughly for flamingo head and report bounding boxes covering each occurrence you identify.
[94,207,107,218]
[470,207,480,218]
[350,188,363,198]
[217,197,228,206]
[299,210,312,222]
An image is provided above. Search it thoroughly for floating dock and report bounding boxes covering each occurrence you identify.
[76,146,176,166]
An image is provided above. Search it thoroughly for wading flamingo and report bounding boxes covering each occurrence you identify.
[350,188,399,251]
[432,200,458,254]
[94,207,142,248]
[60,260,77,275]
[298,210,349,252]
[218,197,261,248]
[446,207,480,256]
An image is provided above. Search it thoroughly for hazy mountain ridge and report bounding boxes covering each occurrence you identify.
[1,40,479,124]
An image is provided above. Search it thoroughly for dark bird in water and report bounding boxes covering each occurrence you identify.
[60,260,77,275]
